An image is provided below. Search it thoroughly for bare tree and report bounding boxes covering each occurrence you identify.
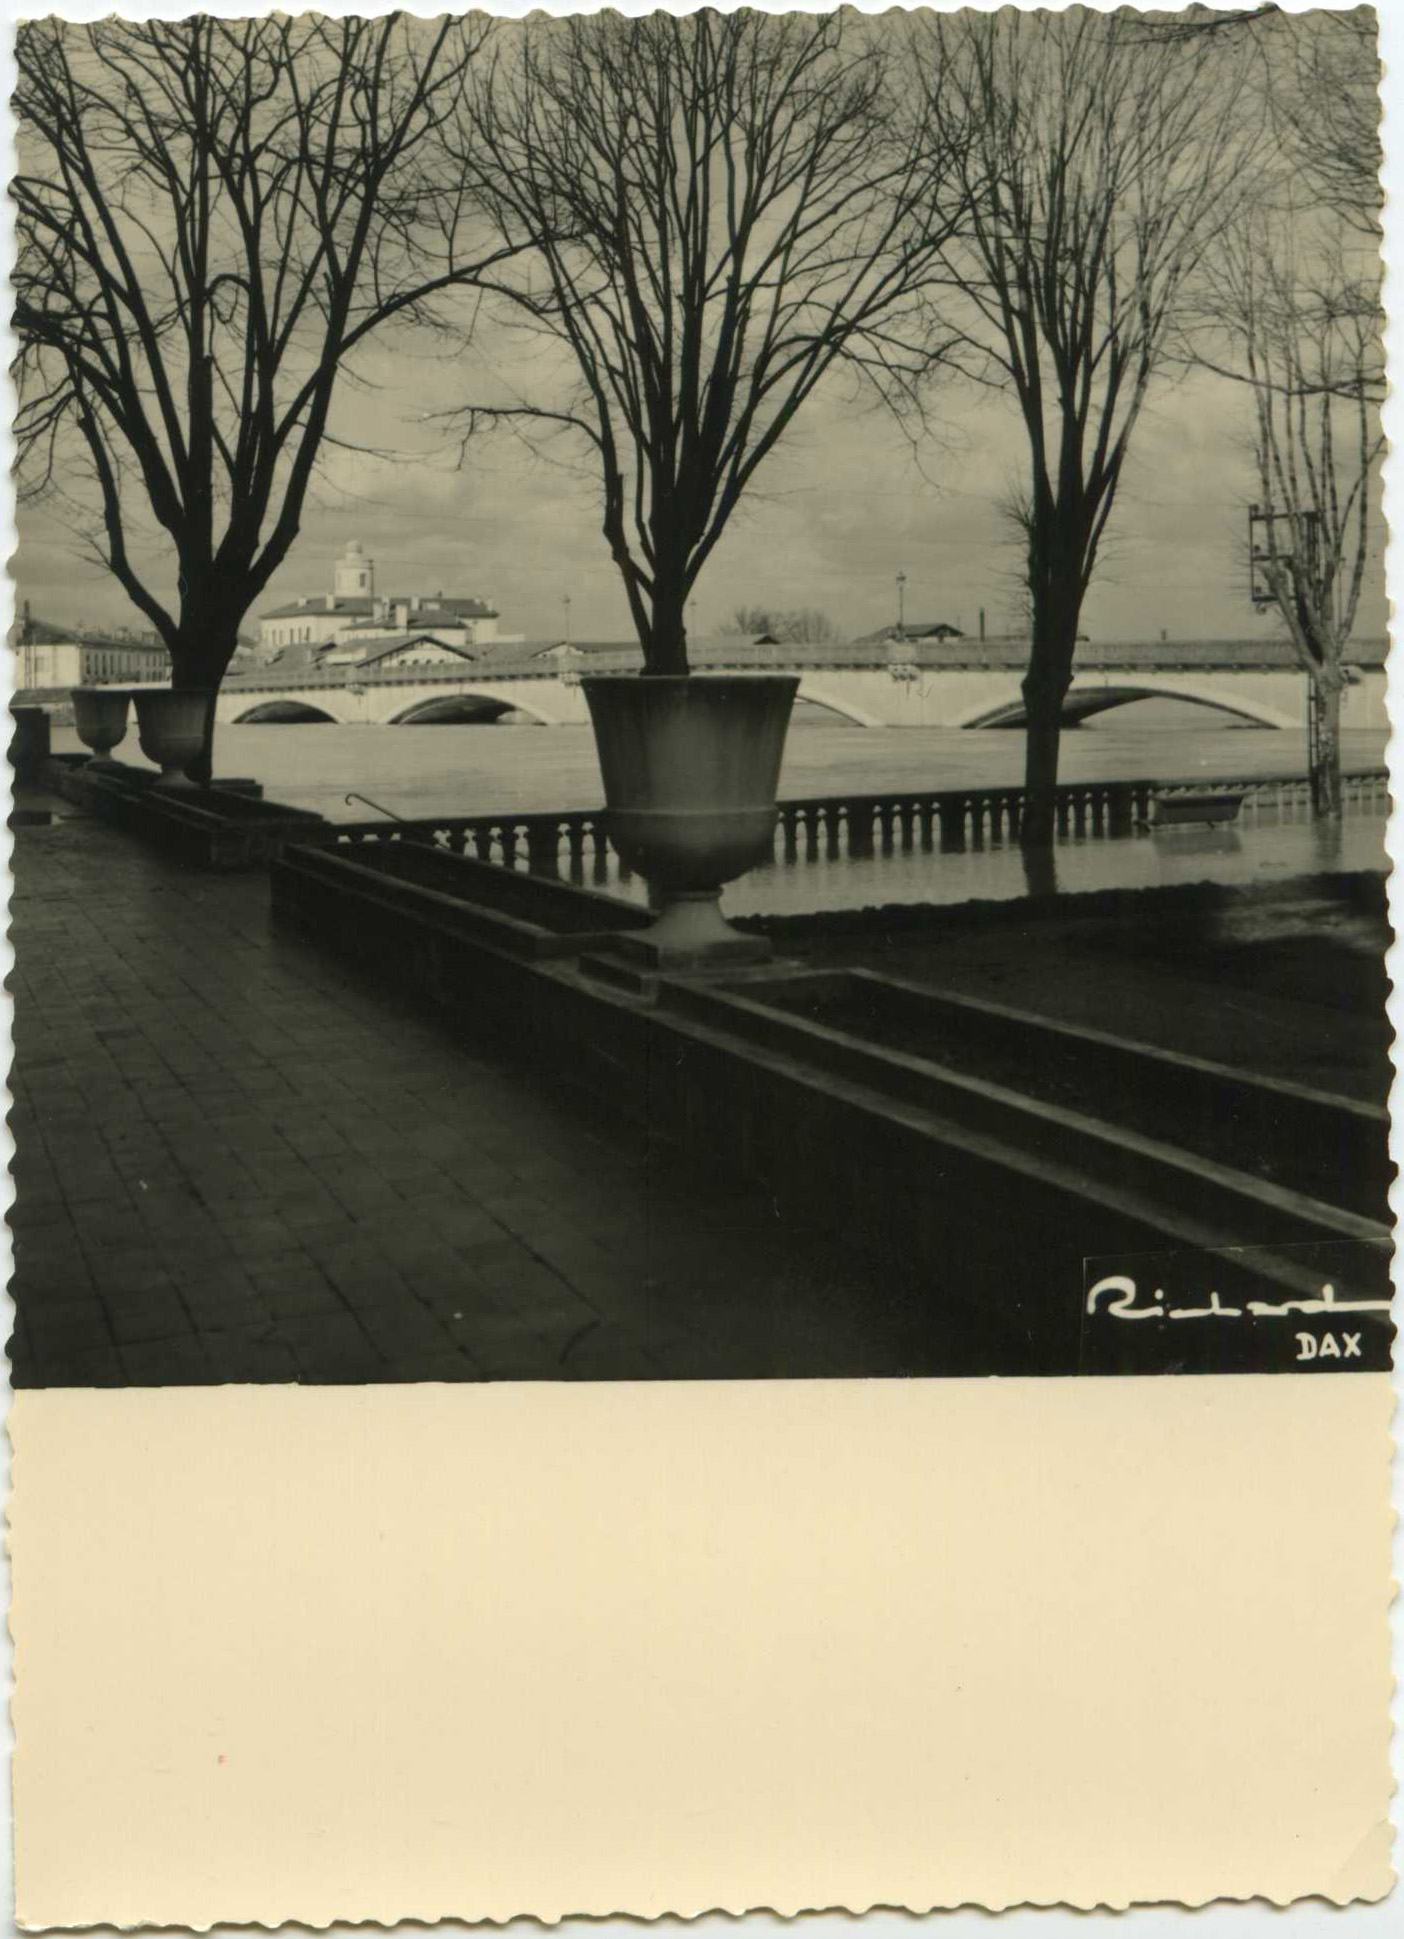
[1274,6,1381,237]
[448,9,969,676]
[909,9,1260,846]
[1140,7,1380,235]
[722,606,840,645]
[1200,221,1383,815]
[12,14,513,778]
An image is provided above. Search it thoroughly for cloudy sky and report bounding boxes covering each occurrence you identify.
[13,0,1387,661]
[17,312,1385,650]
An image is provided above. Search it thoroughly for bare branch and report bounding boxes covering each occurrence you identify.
[11,11,512,761]
[442,10,972,674]
[904,7,1268,842]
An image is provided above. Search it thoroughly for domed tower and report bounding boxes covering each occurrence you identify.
[334,539,374,600]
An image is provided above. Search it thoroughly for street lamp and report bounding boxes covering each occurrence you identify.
[895,570,907,640]
[562,594,572,645]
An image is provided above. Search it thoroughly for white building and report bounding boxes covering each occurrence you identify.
[12,610,170,691]
[257,540,516,655]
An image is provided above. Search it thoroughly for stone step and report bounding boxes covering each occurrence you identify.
[658,976,1389,1297]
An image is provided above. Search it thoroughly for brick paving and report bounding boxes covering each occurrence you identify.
[9,810,937,1385]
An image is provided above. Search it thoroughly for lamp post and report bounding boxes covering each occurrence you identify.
[895,570,907,641]
[562,594,572,646]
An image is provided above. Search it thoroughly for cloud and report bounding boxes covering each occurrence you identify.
[15,331,1386,647]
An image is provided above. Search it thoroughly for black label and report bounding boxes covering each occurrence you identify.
[1079,1240,1394,1374]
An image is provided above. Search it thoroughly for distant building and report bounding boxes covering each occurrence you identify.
[520,639,634,662]
[257,540,518,654]
[859,619,965,644]
[10,605,170,691]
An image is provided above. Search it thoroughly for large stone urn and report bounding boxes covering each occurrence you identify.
[582,673,798,964]
[71,688,132,769]
[133,689,210,790]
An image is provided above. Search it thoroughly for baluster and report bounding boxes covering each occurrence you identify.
[525,820,561,878]
[780,806,799,862]
[919,802,936,851]
[471,826,493,864]
[499,822,519,869]
[937,800,965,852]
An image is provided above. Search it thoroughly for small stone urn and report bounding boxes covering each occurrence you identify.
[582,673,798,964]
[133,690,210,790]
[71,688,132,769]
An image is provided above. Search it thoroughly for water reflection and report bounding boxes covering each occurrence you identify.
[1020,846,1060,900]
[1148,826,1243,860]
[1309,817,1346,872]
[551,804,1386,920]
[722,805,1387,919]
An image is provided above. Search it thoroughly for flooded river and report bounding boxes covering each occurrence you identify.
[55,702,1389,914]
[60,703,1389,824]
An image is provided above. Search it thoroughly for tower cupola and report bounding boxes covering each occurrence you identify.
[334,539,374,600]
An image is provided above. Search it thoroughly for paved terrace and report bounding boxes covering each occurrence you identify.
[9,808,949,1387]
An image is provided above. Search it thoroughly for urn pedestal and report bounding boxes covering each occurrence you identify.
[9,705,52,787]
[582,673,798,966]
[71,688,132,770]
[133,690,210,790]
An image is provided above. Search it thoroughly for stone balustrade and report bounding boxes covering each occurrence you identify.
[329,769,1389,886]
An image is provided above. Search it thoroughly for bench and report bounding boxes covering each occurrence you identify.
[1147,789,1245,829]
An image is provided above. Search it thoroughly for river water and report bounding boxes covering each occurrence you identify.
[57,703,1390,913]
[59,704,1387,820]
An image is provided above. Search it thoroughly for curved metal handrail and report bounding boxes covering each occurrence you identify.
[344,791,407,822]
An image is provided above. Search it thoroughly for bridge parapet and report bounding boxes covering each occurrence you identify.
[220,634,1389,702]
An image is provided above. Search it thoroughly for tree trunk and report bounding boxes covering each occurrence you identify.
[644,579,691,677]
[1019,653,1077,849]
[1020,843,1060,900]
[1309,671,1344,819]
[170,629,239,786]
[1019,570,1083,848]
[1020,690,1064,847]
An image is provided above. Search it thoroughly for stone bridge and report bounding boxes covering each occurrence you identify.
[215,638,1389,734]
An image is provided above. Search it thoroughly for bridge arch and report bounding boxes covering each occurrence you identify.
[794,680,886,728]
[386,690,560,726]
[951,681,1298,732]
[232,698,348,725]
